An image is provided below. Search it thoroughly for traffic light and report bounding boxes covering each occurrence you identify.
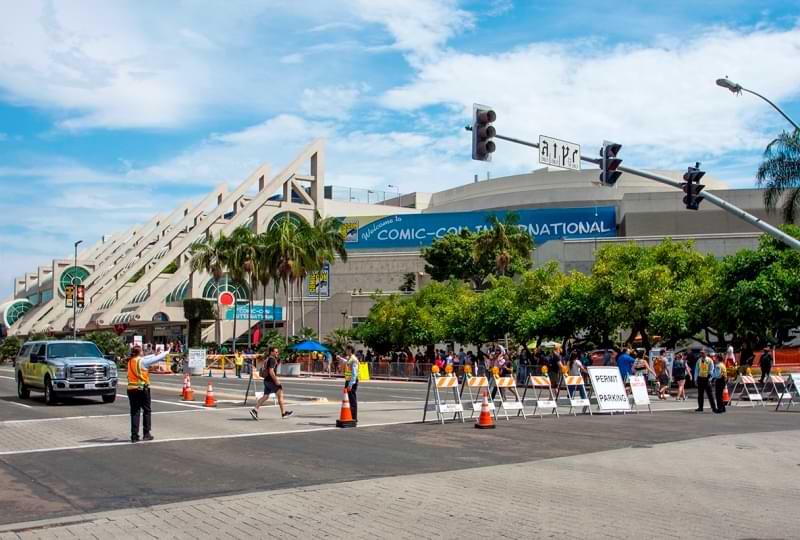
[65,285,74,308]
[682,163,706,210]
[471,104,496,161]
[599,141,622,185]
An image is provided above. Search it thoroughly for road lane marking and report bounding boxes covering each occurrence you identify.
[0,419,419,456]
[115,393,206,409]
[6,401,33,408]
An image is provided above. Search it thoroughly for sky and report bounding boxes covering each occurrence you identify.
[1,0,800,298]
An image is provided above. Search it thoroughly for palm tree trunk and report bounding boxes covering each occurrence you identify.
[317,279,322,338]
[232,301,238,354]
[272,281,278,330]
[247,293,252,351]
[300,277,306,329]
[262,283,267,334]
[284,278,290,343]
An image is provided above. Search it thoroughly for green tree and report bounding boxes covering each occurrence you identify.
[307,214,348,336]
[0,336,22,362]
[190,231,231,347]
[756,129,800,223]
[400,272,416,293]
[84,331,128,362]
[323,328,352,356]
[183,298,216,347]
[264,215,309,342]
[255,329,285,356]
[473,213,534,278]
[228,226,258,350]
[423,229,486,288]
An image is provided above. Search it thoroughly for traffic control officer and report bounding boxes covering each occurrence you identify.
[234,350,245,378]
[337,345,359,423]
[127,344,170,443]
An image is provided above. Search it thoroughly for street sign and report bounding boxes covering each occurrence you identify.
[587,366,631,412]
[218,291,235,306]
[76,285,85,308]
[65,285,74,308]
[539,135,581,171]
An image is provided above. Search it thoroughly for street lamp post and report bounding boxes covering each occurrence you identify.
[716,78,800,131]
[73,240,83,340]
[387,184,400,205]
[340,310,348,329]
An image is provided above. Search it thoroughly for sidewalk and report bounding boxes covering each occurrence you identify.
[1,429,797,539]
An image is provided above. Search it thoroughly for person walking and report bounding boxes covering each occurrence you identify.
[234,350,244,378]
[616,348,635,383]
[337,345,360,423]
[672,352,690,401]
[694,351,718,413]
[758,347,773,385]
[567,351,588,399]
[713,353,728,413]
[250,348,292,420]
[127,344,170,443]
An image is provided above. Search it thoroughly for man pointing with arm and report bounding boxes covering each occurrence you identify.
[127,344,170,443]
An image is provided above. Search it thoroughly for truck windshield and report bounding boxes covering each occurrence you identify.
[47,342,104,359]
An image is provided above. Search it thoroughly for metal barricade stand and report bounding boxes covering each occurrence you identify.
[729,375,765,408]
[422,373,465,424]
[520,375,559,418]
[491,375,526,420]
[460,374,494,420]
[762,374,790,402]
[557,375,592,416]
[775,374,800,411]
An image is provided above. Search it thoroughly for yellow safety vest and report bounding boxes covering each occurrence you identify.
[234,354,244,366]
[127,357,150,390]
[344,355,359,382]
[698,358,711,378]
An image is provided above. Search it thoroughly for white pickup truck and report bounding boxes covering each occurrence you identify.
[15,340,119,405]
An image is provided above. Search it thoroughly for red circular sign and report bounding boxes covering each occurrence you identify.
[218,291,235,306]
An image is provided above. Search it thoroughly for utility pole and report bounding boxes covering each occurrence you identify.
[466,127,800,251]
[73,240,83,339]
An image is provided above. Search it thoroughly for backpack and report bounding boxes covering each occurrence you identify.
[259,359,271,379]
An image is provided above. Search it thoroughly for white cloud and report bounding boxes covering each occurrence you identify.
[381,25,800,167]
[280,53,304,64]
[350,0,474,58]
[300,84,368,119]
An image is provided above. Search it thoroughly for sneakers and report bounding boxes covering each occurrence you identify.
[695,408,704,412]
[249,408,258,420]
[143,434,154,441]
[131,436,139,443]
[282,410,294,419]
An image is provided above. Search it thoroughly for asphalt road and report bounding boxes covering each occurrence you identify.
[0,397,797,526]
[0,367,428,422]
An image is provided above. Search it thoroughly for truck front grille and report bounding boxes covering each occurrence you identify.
[68,365,107,381]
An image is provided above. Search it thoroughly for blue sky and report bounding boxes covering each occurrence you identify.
[1,0,799,298]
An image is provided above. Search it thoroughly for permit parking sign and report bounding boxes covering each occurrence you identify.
[539,135,581,171]
[588,366,631,412]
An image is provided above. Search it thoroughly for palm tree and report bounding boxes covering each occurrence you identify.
[308,214,348,336]
[226,226,254,353]
[264,216,307,343]
[756,129,800,223]
[292,222,316,331]
[254,231,275,335]
[472,213,533,277]
[189,231,230,347]
[231,227,259,349]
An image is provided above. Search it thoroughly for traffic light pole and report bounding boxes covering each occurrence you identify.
[483,130,800,251]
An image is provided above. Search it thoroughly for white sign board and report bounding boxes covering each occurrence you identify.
[629,375,651,406]
[790,374,800,389]
[587,366,631,412]
[187,348,207,375]
[133,335,143,347]
[539,135,581,171]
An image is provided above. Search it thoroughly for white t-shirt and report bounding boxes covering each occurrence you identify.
[569,360,584,376]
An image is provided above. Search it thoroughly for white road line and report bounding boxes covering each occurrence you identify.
[6,401,33,408]
[115,393,206,409]
[0,419,419,456]
[0,375,15,380]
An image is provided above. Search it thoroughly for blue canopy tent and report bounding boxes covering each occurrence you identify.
[290,340,329,352]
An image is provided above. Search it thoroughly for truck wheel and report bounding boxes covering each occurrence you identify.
[102,393,116,404]
[17,376,30,399]
[44,377,58,406]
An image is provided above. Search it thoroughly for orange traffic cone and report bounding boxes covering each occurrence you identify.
[722,385,730,405]
[179,374,188,397]
[182,375,194,401]
[336,388,356,428]
[204,382,217,407]
[475,389,495,429]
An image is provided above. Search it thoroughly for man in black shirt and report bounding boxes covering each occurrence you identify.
[250,348,293,420]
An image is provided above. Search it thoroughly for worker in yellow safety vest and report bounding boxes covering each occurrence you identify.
[234,351,245,378]
[337,345,359,423]
[127,344,170,443]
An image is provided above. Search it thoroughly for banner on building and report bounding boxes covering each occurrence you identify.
[338,206,615,250]
[305,262,330,297]
[225,304,283,321]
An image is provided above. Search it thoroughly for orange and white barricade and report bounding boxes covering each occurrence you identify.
[558,375,592,416]
[520,375,559,418]
[729,375,764,407]
[460,375,495,420]
[775,374,800,411]
[762,374,790,402]
[422,374,464,424]
[491,376,525,420]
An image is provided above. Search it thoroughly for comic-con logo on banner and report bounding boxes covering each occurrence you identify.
[337,207,616,249]
[340,221,359,243]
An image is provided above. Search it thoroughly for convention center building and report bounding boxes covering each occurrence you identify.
[1,140,784,343]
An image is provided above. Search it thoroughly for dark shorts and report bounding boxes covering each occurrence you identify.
[264,380,282,394]
[673,375,686,382]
